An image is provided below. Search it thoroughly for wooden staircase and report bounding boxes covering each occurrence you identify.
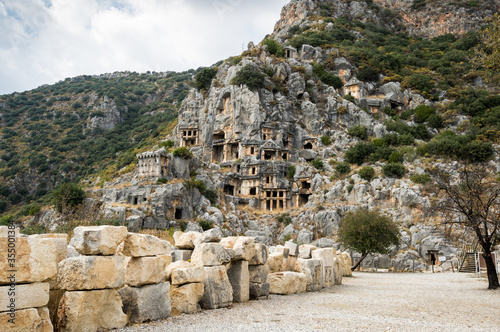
[458,239,479,273]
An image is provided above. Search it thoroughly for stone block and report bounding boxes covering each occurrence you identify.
[227,260,249,303]
[48,289,66,327]
[124,256,167,286]
[249,243,268,265]
[268,272,308,295]
[299,244,317,259]
[56,289,127,331]
[200,266,233,309]
[0,307,52,332]
[275,245,289,258]
[249,282,270,300]
[67,245,80,258]
[285,240,299,256]
[333,257,342,285]
[191,243,231,266]
[0,236,57,285]
[0,282,49,312]
[282,255,297,272]
[173,231,202,249]
[166,260,192,280]
[119,282,171,324]
[0,226,20,237]
[295,258,323,292]
[201,228,222,243]
[122,233,172,257]
[221,236,255,261]
[159,254,172,268]
[57,256,124,290]
[172,249,193,262]
[170,282,204,315]
[312,248,335,288]
[30,233,68,263]
[72,226,127,255]
[248,265,269,284]
[171,266,206,285]
[341,252,353,277]
[265,252,284,273]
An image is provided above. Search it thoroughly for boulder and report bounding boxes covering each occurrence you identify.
[0,307,52,332]
[166,260,192,280]
[266,252,284,273]
[122,233,172,257]
[191,243,231,266]
[268,272,308,295]
[248,265,269,284]
[171,266,206,285]
[55,289,127,331]
[57,256,124,290]
[200,228,222,243]
[282,255,297,272]
[249,243,268,265]
[274,245,289,258]
[0,283,49,312]
[173,231,202,249]
[124,256,167,286]
[72,226,127,255]
[341,252,353,277]
[295,258,323,292]
[0,236,57,284]
[227,260,249,303]
[119,282,171,324]
[170,282,204,315]
[249,282,270,300]
[199,266,233,309]
[221,236,255,261]
[67,245,80,258]
[312,248,335,288]
[285,240,299,256]
[298,244,317,259]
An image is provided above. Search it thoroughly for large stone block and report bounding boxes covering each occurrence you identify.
[191,243,231,266]
[30,233,68,263]
[249,282,270,300]
[122,233,172,257]
[299,244,317,259]
[285,240,299,256]
[0,282,49,313]
[200,228,222,243]
[265,252,284,273]
[249,243,268,265]
[312,248,335,288]
[274,245,289,258]
[57,256,124,290]
[72,226,127,255]
[220,236,255,261]
[200,266,233,309]
[341,252,353,277]
[56,289,127,331]
[166,260,192,280]
[333,256,343,285]
[248,265,269,284]
[268,272,308,295]
[173,231,202,249]
[0,236,57,285]
[0,307,52,332]
[170,282,204,315]
[171,266,206,285]
[172,249,193,262]
[295,258,323,292]
[124,256,167,286]
[227,260,249,303]
[119,282,171,324]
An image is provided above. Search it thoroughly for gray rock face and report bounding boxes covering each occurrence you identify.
[87,96,125,130]
[227,260,249,303]
[119,282,171,323]
[200,266,233,309]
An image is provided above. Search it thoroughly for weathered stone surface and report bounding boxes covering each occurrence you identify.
[295,258,323,292]
[248,265,269,284]
[0,307,52,332]
[48,289,65,328]
[119,282,171,324]
[0,236,57,285]
[191,243,231,266]
[341,251,353,277]
[282,255,297,272]
[67,245,80,258]
[266,252,284,273]
[159,254,172,268]
[333,256,343,286]
[122,233,172,257]
[268,272,308,295]
[249,282,270,300]
[312,248,335,288]
[200,228,222,243]
[171,266,206,285]
[172,249,193,262]
[57,256,124,290]
[0,226,20,237]
[56,289,127,331]
[274,245,289,258]
[0,282,49,312]
[173,231,202,249]
[200,266,233,309]
[30,233,68,263]
[166,260,192,280]
[124,256,167,286]
[72,226,127,255]
[170,282,204,315]
[299,244,317,259]
[249,243,268,265]
[221,236,255,261]
[227,260,249,303]
[285,240,299,256]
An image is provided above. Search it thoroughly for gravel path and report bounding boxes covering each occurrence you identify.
[116,272,500,332]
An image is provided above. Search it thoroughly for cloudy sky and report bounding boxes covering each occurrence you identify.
[0,0,290,95]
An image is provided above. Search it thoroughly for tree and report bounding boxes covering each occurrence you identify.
[195,67,217,91]
[338,209,400,271]
[475,13,500,71]
[430,165,500,289]
[52,182,86,213]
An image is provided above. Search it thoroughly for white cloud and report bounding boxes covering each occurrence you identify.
[0,0,289,94]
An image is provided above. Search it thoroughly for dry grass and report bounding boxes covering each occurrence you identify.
[139,228,176,244]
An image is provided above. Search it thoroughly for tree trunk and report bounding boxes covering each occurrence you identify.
[351,253,367,272]
[482,253,500,289]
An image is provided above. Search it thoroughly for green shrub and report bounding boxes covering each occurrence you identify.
[262,38,285,57]
[410,173,431,184]
[19,203,41,216]
[231,64,265,91]
[344,95,356,103]
[198,220,213,231]
[344,142,375,165]
[159,140,174,149]
[311,158,324,170]
[287,164,296,179]
[427,114,444,128]
[406,74,434,94]
[203,188,218,205]
[388,151,404,163]
[357,66,379,82]
[383,107,397,117]
[179,220,188,230]
[335,162,351,176]
[382,163,406,178]
[321,135,332,146]
[348,125,368,140]
[321,72,343,89]
[358,166,375,181]
[173,147,193,159]
[52,182,86,213]
[414,105,435,123]
[0,214,14,226]
[157,178,168,184]
[277,213,292,226]
[195,67,217,91]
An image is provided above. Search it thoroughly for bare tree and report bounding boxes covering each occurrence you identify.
[430,164,500,289]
